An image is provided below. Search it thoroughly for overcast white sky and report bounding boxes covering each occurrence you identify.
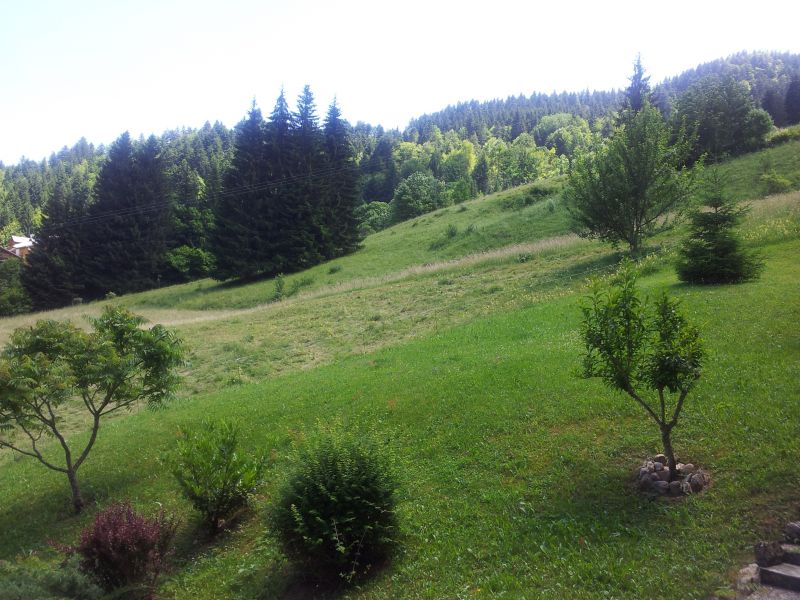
[1,0,798,164]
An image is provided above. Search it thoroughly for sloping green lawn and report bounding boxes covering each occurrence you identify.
[1,236,798,599]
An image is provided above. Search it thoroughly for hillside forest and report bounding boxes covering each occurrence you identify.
[1,51,800,314]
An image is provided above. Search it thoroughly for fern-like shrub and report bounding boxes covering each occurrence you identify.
[172,419,265,532]
[72,501,176,594]
[269,427,399,582]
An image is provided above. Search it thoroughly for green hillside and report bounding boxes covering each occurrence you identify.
[0,142,799,599]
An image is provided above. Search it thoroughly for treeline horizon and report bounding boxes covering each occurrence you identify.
[1,50,799,314]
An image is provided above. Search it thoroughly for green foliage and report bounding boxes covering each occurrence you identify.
[391,172,449,222]
[71,501,176,593]
[273,274,286,301]
[165,245,216,281]
[677,174,762,284]
[0,307,183,512]
[565,102,697,253]
[675,75,774,160]
[269,425,399,581]
[760,169,793,194]
[354,201,392,236]
[172,419,265,532]
[80,133,173,299]
[0,258,31,316]
[785,75,800,125]
[768,124,800,146]
[580,261,703,474]
[0,556,103,600]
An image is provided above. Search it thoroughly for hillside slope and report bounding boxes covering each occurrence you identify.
[0,144,798,599]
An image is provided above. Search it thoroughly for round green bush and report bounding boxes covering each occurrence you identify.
[269,427,399,582]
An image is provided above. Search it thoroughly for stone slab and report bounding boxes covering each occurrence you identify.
[761,563,800,592]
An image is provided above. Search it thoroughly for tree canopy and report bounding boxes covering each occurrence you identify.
[0,307,183,512]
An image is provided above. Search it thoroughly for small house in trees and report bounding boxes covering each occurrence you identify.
[6,235,34,260]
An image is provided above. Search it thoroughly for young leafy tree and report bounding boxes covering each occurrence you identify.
[565,102,697,253]
[580,262,703,479]
[677,172,762,284]
[0,307,183,513]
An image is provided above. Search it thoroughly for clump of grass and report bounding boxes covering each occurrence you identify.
[328,265,342,275]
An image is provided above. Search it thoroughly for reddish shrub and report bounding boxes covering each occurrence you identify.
[73,501,176,593]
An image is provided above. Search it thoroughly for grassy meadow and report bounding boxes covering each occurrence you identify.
[0,141,799,599]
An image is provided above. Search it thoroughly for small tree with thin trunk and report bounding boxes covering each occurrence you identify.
[0,307,182,513]
[580,262,703,479]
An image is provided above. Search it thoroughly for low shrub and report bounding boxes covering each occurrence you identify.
[760,169,793,194]
[71,501,176,594]
[272,275,286,301]
[172,419,265,532]
[269,426,399,582]
[0,556,103,600]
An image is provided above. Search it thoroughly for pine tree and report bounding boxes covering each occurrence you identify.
[211,104,269,280]
[291,85,325,264]
[80,133,172,297]
[22,168,90,308]
[786,75,800,125]
[677,172,762,284]
[621,55,652,117]
[322,99,360,257]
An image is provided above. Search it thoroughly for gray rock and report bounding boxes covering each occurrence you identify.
[653,480,670,494]
[656,469,671,482]
[736,563,759,591]
[638,467,650,479]
[650,472,660,482]
[646,461,655,471]
[653,453,667,464]
[669,480,683,495]
[689,474,704,493]
[654,462,664,471]
[679,463,695,474]
[755,540,786,567]
[786,522,800,544]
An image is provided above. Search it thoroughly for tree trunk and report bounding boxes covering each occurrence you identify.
[67,468,84,514]
[660,425,678,482]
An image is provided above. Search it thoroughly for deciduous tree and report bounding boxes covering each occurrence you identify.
[565,102,696,253]
[580,262,703,478]
[0,307,183,513]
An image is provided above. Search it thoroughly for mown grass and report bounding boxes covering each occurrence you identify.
[0,237,798,599]
[0,144,799,598]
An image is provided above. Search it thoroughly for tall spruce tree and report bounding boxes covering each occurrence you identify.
[260,89,317,274]
[290,85,325,265]
[80,133,172,297]
[786,75,800,125]
[211,104,269,280]
[322,99,360,257]
[22,168,90,308]
[621,55,651,116]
